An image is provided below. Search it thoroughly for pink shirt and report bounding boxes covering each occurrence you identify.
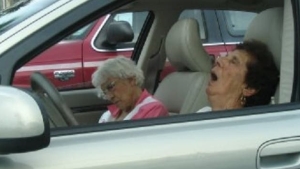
[99,90,168,123]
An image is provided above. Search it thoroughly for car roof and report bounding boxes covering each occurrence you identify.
[118,0,283,12]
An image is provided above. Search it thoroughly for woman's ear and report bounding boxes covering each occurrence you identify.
[243,87,257,97]
[129,77,137,86]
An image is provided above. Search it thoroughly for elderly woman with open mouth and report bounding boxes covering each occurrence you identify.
[92,56,168,123]
[198,40,280,112]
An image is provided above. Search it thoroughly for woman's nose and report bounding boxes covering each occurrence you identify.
[215,56,228,67]
[215,56,222,67]
[105,92,115,100]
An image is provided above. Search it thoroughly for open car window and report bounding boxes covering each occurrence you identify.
[0,0,292,132]
[9,7,275,129]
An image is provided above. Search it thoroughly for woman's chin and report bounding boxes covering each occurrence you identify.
[208,80,216,87]
[115,102,123,109]
[206,86,216,96]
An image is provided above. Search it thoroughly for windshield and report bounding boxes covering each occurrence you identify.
[0,0,58,35]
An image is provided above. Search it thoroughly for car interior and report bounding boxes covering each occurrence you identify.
[154,18,212,115]
[21,0,293,128]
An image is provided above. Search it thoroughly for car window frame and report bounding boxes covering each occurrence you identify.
[52,3,300,134]
[46,1,300,130]
[291,0,300,101]
[131,11,155,63]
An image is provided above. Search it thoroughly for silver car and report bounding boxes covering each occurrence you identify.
[0,0,299,169]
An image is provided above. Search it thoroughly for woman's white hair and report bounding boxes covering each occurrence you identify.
[92,56,144,96]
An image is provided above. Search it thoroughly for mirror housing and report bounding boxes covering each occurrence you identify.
[0,86,50,154]
[103,21,134,46]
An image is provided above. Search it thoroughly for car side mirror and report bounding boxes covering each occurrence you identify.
[0,86,50,154]
[103,21,134,47]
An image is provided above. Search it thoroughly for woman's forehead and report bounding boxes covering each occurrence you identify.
[101,77,118,85]
[230,49,252,63]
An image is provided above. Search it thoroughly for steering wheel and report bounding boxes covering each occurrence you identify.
[30,72,78,127]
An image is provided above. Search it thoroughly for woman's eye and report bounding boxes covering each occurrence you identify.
[230,59,237,64]
[107,84,114,90]
[106,85,112,90]
[106,82,116,90]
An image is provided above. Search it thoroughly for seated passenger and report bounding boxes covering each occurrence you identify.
[92,56,168,123]
[198,40,279,112]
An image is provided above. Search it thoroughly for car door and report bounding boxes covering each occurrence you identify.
[5,107,300,169]
[1,0,300,169]
[9,3,100,90]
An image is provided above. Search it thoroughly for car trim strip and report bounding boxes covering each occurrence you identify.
[17,63,82,72]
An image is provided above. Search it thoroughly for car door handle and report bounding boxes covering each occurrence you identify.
[53,70,75,81]
[258,141,300,169]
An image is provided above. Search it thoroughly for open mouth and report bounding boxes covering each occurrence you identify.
[211,72,218,81]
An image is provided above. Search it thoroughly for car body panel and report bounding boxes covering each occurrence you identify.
[3,108,300,169]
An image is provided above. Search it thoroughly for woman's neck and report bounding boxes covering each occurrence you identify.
[209,94,243,111]
[124,87,143,113]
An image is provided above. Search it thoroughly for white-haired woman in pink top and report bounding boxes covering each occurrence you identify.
[92,56,168,123]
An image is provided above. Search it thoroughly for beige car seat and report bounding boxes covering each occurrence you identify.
[154,18,212,115]
[244,7,283,104]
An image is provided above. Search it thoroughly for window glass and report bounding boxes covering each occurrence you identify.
[223,11,257,36]
[114,13,133,24]
[179,10,206,40]
[64,22,94,40]
[13,12,150,91]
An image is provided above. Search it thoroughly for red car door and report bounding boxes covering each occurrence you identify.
[13,40,85,89]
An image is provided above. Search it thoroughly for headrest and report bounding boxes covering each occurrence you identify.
[244,7,283,69]
[165,18,211,72]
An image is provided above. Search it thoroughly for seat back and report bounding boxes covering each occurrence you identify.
[154,18,212,114]
[244,7,283,104]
